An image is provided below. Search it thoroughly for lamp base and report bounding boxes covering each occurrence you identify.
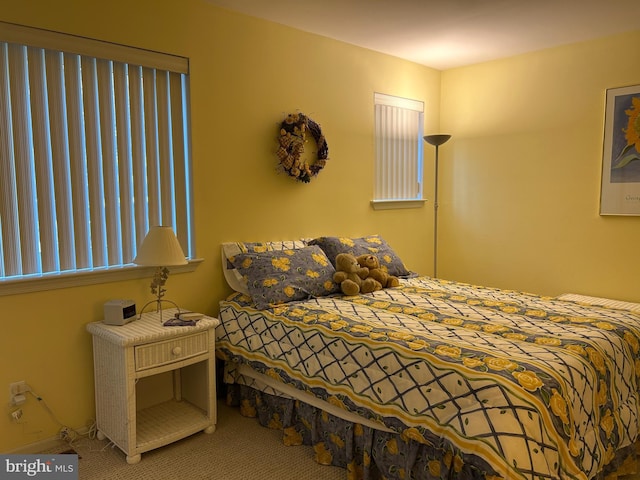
[138,299,181,323]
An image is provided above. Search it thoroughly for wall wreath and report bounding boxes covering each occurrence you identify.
[276,113,328,183]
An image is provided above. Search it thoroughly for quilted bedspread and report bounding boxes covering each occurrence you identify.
[216,277,640,480]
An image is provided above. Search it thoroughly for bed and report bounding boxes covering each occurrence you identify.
[215,236,640,480]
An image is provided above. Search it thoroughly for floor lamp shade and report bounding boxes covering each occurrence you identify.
[423,134,451,147]
[423,134,451,278]
[133,226,188,267]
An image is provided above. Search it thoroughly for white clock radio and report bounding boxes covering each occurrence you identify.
[103,300,137,325]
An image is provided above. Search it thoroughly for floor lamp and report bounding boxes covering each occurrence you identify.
[423,134,451,278]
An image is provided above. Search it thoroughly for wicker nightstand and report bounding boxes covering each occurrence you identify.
[86,309,219,464]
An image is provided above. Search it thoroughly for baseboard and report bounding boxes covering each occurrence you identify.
[6,426,90,454]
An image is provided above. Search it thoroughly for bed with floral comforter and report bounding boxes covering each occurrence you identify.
[216,236,640,479]
[217,275,640,480]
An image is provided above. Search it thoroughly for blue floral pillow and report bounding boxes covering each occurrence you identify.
[308,235,412,277]
[230,245,339,310]
[222,240,308,294]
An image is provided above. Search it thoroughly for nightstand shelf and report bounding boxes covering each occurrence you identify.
[87,309,219,464]
[136,399,211,450]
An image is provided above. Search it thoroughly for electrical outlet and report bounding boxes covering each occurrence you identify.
[11,408,23,421]
[9,381,29,396]
[9,381,30,406]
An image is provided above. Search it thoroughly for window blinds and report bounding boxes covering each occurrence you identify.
[374,93,424,201]
[0,23,193,279]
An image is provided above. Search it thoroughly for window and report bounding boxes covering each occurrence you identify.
[373,93,425,209]
[0,22,195,293]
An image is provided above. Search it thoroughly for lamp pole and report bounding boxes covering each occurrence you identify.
[423,134,451,278]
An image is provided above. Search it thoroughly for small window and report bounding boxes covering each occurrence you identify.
[373,93,425,209]
[0,22,194,292]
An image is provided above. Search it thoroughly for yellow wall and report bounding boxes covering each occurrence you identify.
[0,0,440,451]
[439,31,640,302]
[2,0,639,453]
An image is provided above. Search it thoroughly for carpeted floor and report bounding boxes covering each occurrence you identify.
[56,401,344,480]
[45,400,640,480]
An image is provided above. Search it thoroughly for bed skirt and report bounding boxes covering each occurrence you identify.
[227,383,506,480]
[226,383,638,480]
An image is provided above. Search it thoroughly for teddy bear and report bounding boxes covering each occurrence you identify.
[356,254,400,289]
[333,253,382,295]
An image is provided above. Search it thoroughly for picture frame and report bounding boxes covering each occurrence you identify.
[600,84,640,215]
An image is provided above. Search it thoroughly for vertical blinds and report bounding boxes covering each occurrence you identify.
[0,23,193,279]
[374,93,424,201]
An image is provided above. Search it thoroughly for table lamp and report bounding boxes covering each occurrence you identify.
[133,226,188,322]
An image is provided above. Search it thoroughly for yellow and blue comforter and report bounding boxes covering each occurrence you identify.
[217,277,640,480]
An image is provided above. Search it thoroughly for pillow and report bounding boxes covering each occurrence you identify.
[308,235,411,277]
[221,240,308,294]
[230,245,339,310]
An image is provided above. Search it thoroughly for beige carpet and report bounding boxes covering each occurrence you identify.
[46,400,640,480]
[62,401,344,480]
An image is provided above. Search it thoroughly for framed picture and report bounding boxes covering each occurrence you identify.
[600,84,640,215]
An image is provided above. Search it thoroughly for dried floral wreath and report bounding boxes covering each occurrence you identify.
[276,113,329,183]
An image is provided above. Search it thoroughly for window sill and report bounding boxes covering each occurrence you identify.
[0,259,203,297]
[370,199,427,210]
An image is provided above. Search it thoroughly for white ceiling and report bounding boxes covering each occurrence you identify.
[206,0,640,70]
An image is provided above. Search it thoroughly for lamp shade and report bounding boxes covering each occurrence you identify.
[133,226,188,267]
[423,134,451,147]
